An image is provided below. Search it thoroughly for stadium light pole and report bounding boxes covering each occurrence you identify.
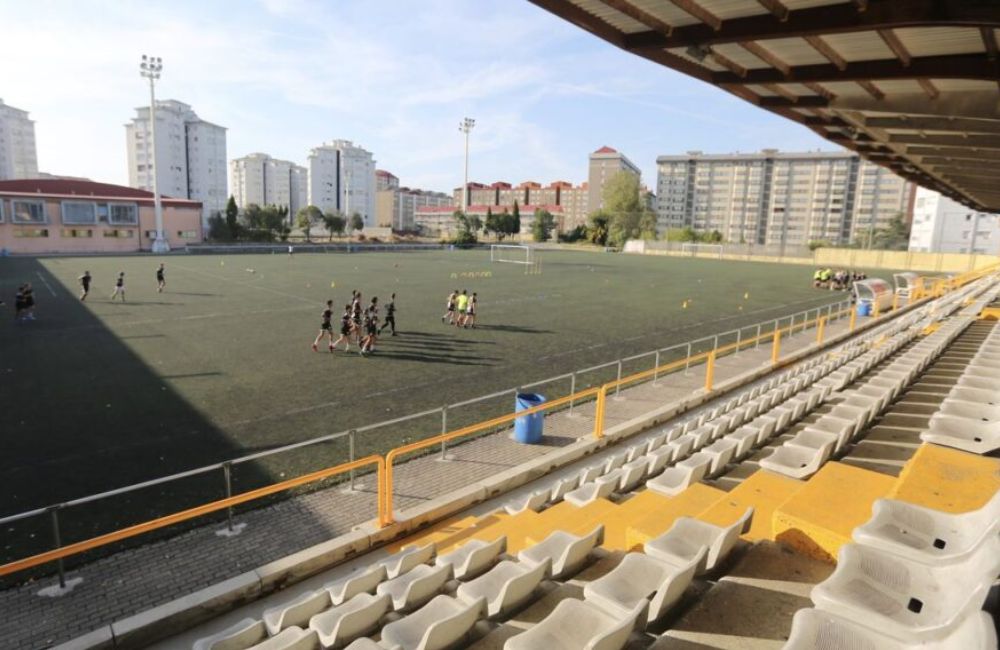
[140,54,169,253]
[459,118,475,210]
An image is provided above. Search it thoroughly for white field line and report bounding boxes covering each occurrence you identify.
[35,271,58,297]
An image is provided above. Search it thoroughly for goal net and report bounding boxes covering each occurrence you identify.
[491,244,534,265]
[680,243,724,258]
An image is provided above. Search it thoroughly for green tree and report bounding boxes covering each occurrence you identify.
[870,214,911,250]
[295,205,322,242]
[349,213,365,233]
[666,226,699,242]
[207,212,229,241]
[512,201,521,235]
[602,171,657,246]
[225,195,240,240]
[531,209,555,242]
[452,210,478,245]
[484,207,499,240]
[322,211,346,241]
[587,211,610,246]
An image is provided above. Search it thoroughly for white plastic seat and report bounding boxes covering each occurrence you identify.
[725,427,759,459]
[827,405,867,441]
[680,430,709,453]
[701,438,738,476]
[784,607,999,650]
[584,551,699,627]
[247,627,318,650]
[548,476,579,504]
[194,618,266,650]
[435,536,505,580]
[839,394,880,426]
[957,374,1000,392]
[564,479,617,506]
[308,592,391,650]
[760,444,828,479]
[644,432,666,454]
[376,563,452,612]
[625,445,644,463]
[746,416,777,443]
[379,544,436,580]
[644,445,674,476]
[681,419,699,435]
[645,508,753,574]
[810,543,1000,642]
[604,452,627,474]
[617,458,649,492]
[456,558,549,619]
[921,414,1000,455]
[946,388,1000,408]
[264,589,331,636]
[786,429,838,459]
[504,490,549,516]
[380,594,485,650]
[518,525,603,580]
[502,598,644,650]
[664,435,694,461]
[762,408,792,434]
[342,639,383,650]
[325,565,387,607]
[851,491,1000,564]
[803,417,854,451]
[665,425,683,442]
[939,397,1000,422]
[646,462,708,497]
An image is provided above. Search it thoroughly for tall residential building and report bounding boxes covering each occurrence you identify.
[453,181,591,230]
[588,146,641,213]
[306,140,376,226]
[230,153,307,216]
[909,187,1000,254]
[375,169,399,192]
[0,99,39,180]
[655,150,913,249]
[125,99,227,223]
[376,188,452,231]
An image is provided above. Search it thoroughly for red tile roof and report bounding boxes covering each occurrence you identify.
[593,146,618,154]
[0,179,201,207]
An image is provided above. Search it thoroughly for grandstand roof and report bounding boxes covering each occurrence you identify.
[530,0,1000,212]
[0,178,201,207]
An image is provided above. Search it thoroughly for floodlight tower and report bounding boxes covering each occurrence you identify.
[459,117,475,210]
[140,54,169,253]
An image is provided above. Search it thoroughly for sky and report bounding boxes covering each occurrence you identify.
[0,0,835,193]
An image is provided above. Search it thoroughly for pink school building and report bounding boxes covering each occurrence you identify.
[0,179,203,254]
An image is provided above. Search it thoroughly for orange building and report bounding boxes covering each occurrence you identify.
[0,179,203,254]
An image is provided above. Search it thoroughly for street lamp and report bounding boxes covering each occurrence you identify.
[459,117,475,210]
[140,54,169,253]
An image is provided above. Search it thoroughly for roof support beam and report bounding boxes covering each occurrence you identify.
[712,54,998,85]
[829,90,1000,120]
[877,29,912,66]
[760,96,828,108]
[857,80,885,100]
[666,0,721,31]
[890,133,1000,149]
[916,78,939,99]
[620,0,1000,51]
[864,116,1000,134]
[804,35,847,70]
[738,41,791,75]
[599,0,673,36]
[981,26,999,61]
[756,0,789,22]
[902,146,1000,162]
[918,156,1000,166]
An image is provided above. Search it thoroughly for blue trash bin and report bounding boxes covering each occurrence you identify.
[857,301,872,317]
[514,393,546,444]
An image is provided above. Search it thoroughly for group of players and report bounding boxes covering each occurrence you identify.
[77,263,167,302]
[312,290,397,356]
[442,289,478,328]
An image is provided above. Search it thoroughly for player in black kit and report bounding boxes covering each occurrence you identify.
[311,300,336,352]
[380,293,397,336]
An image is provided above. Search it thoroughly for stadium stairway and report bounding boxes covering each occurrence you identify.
[177,287,1000,650]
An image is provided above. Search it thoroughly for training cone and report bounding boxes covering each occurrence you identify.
[220,260,225,266]
[744,292,749,299]
[331,281,336,288]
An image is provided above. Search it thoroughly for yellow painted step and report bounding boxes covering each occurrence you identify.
[699,469,804,542]
[888,443,1000,513]
[625,483,727,550]
[386,514,481,554]
[772,462,895,563]
[599,491,677,551]
[524,498,619,548]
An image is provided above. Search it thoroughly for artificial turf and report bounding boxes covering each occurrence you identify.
[0,248,853,565]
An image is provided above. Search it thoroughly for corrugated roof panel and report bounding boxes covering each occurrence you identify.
[697,0,769,21]
[874,79,925,95]
[782,0,844,9]
[626,0,701,28]
[745,84,778,96]
[760,37,830,66]
[932,79,999,92]
[820,81,869,97]
[782,83,821,96]
[572,0,649,34]
[666,47,728,72]
[895,27,985,58]
[822,31,896,62]
[712,42,777,70]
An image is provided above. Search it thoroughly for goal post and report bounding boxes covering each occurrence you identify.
[680,243,724,258]
[490,244,533,265]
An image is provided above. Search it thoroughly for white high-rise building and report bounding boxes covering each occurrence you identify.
[307,140,376,226]
[230,152,308,216]
[909,187,1000,254]
[126,100,227,223]
[588,146,641,213]
[0,99,39,180]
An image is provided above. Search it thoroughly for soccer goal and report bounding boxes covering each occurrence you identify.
[680,243,724,258]
[490,244,534,265]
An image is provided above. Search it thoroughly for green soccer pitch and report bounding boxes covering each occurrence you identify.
[0,248,856,565]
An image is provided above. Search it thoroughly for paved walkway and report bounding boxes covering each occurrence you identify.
[0,315,853,649]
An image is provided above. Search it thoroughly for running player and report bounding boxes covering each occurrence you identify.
[110,272,126,302]
[380,293,397,336]
[360,306,379,355]
[351,292,363,343]
[455,289,469,327]
[156,263,166,293]
[465,292,477,328]
[331,303,353,351]
[312,300,336,352]
[441,290,457,324]
[21,283,35,320]
[79,271,92,301]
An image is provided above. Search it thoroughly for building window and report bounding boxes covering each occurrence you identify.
[177,230,198,239]
[103,229,136,238]
[61,228,94,238]
[109,203,138,225]
[12,200,47,224]
[61,201,98,225]
[14,228,49,237]
[0,199,4,223]
[144,230,158,239]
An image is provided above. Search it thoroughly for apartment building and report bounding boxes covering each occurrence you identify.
[655,150,913,249]
[414,204,562,238]
[125,100,227,224]
[909,187,1000,254]
[375,169,399,192]
[307,140,376,226]
[453,181,590,230]
[230,153,307,215]
[0,99,38,180]
[588,146,641,213]
[376,187,452,231]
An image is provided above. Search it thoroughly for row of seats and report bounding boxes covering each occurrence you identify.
[922,319,1000,454]
[785,489,1000,648]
